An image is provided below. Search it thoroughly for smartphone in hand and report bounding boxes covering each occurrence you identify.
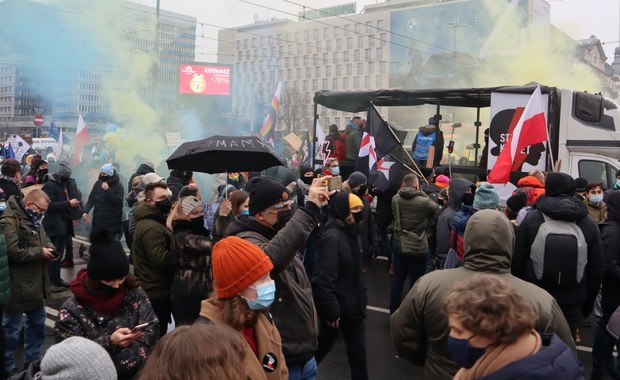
[131,320,157,333]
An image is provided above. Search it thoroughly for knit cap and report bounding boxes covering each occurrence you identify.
[436,175,450,189]
[56,161,72,178]
[100,163,114,176]
[41,336,117,380]
[574,177,588,193]
[348,171,367,189]
[212,236,274,299]
[545,172,576,197]
[329,191,363,220]
[248,177,290,216]
[180,196,202,216]
[473,183,500,210]
[87,229,129,281]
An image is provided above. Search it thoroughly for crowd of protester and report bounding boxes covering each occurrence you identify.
[2,127,620,380]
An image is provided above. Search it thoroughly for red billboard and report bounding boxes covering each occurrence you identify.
[179,64,231,96]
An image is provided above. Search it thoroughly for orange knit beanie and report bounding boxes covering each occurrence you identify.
[212,236,274,299]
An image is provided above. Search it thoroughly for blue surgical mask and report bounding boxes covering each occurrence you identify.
[0,203,6,212]
[590,194,604,204]
[447,335,488,369]
[241,209,250,216]
[244,280,276,310]
[331,166,340,176]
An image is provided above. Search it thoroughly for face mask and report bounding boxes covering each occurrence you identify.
[190,215,205,229]
[99,175,109,182]
[355,185,368,196]
[447,335,487,369]
[272,209,294,231]
[155,198,172,214]
[99,282,123,297]
[26,208,45,225]
[38,169,48,177]
[244,280,276,310]
[301,176,314,185]
[330,166,340,176]
[241,209,250,216]
[590,194,604,204]
[353,211,364,224]
[0,203,5,212]
[462,193,475,206]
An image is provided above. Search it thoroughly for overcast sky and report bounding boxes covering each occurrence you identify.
[135,0,620,63]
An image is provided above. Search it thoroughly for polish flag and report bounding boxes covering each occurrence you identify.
[73,114,91,165]
[488,86,548,183]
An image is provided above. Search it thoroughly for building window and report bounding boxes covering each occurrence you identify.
[347,37,353,50]
[314,28,319,40]
[377,47,383,60]
[333,51,338,63]
[313,54,318,65]
[368,61,374,73]
[307,42,312,54]
[336,64,342,76]
[323,53,328,65]
[354,49,360,62]
[303,80,308,91]
[365,21,372,34]
[296,68,301,79]
[287,69,292,80]
[365,48,371,62]
[343,51,349,62]
[380,33,386,47]
[326,40,332,50]
[304,30,310,41]
[316,66,321,77]
[369,35,375,48]
[346,63,352,75]
[336,38,343,50]
[357,62,363,75]
[357,35,364,49]
[343,77,349,88]
[323,27,329,39]
[326,66,331,76]
[355,23,361,34]
[376,75,382,88]
[312,79,318,91]
[364,75,370,88]
[306,67,311,79]
[332,78,338,90]
[322,78,328,89]
[377,19,384,29]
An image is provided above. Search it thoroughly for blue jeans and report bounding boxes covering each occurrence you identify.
[288,357,317,380]
[389,245,426,313]
[3,306,46,372]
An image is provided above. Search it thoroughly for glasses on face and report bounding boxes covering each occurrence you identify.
[265,200,293,214]
[31,202,47,213]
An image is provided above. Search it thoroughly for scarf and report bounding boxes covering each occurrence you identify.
[0,174,18,188]
[454,329,542,380]
[70,269,126,316]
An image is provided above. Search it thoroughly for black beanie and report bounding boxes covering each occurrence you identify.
[248,177,291,216]
[545,172,576,197]
[87,230,129,281]
[328,191,351,220]
[575,177,588,193]
[506,192,527,212]
[300,165,314,177]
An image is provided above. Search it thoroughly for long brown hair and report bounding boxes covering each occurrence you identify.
[208,294,259,331]
[229,190,249,217]
[137,323,247,380]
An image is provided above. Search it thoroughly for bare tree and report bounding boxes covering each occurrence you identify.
[277,86,309,135]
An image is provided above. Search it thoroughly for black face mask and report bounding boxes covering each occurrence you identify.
[99,282,122,296]
[99,175,109,182]
[462,193,475,206]
[190,216,205,230]
[38,169,48,177]
[272,209,294,231]
[59,176,70,183]
[301,176,314,185]
[353,211,364,224]
[155,198,172,214]
[354,185,368,196]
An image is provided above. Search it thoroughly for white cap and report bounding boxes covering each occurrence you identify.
[141,172,165,186]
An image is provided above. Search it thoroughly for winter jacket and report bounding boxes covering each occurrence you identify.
[0,175,21,200]
[450,204,477,260]
[84,174,124,234]
[392,188,438,255]
[55,282,159,379]
[355,192,379,254]
[212,213,234,244]
[374,185,398,227]
[42,174,82,237]
[170,220,213,300]
[435,178,472,266]
[344,121,362,161]
[516,176,546,204]
[476,334,585,380]
[132,202,173,299]
[0,233,10,307]
[391,210,575,380]
[1,196,54,312]
[313,217,367,321]
[512,195,604,309]
[599,191,620,317]
[199,300,289,380]
[226,203,320,365]
[323,132,345,161]
[586,199,607,223]
[167,170,190,203]
[127,163,154,195]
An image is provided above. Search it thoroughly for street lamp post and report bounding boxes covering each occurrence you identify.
[448,19,467,57]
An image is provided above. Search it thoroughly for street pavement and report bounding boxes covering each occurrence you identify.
[37,238,597,379]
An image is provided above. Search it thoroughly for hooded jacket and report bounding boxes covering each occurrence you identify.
[0,196,54,312]
[512,195,604,308]
[599,191,620,317]
[391,210,575,380]
[435,178,472,266]
[226,203,320,365]
[475,333,584,380]
[345,120,362,161]
[42,174,82,237]
[167,170,191,203]
[132,202,173,299]
[84,174,124,234]
[516,175,545,204]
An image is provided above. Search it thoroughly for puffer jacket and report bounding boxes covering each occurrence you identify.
[435,178,472,266]
[55,273,159,379]
[313,217,367,321]
[512,195,604,308]
[450,204,477,260]
[477,334,585,380]
[391,210,575,380]
[84,174,124,234]
[170,220,212,299]
[226,203,320,366]
[344,121,362,161]
[132,202,173,299]
[1,196,54,312]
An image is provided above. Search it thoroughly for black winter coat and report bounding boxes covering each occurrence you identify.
[374,186,398,227]
[42,174,82,237]
[0,176,21,200]
[313,217,367,321]
[599,190,620,317]
[170,220,213,299]
[167,170,189,203]
[512,195,604,310]
[84,174,124,234]
[127,163,153,194]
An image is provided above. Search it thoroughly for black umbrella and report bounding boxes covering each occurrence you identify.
[166,135,286,174]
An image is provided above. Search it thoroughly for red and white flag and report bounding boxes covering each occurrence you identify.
[73,114,91,165]
[488,86,548,183]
